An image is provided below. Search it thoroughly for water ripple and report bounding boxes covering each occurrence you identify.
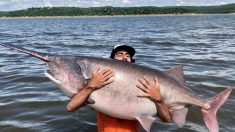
[0,15,235,131]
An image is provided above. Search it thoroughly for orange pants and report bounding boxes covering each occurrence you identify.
[97,112,139,132]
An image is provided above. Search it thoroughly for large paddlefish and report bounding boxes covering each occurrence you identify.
[1,43,232,132]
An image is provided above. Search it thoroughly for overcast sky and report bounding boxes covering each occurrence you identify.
[0,0,235,11]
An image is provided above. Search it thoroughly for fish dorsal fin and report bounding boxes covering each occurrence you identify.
[136,116,156,132]
[166,64,185,83]
[170,107,189,127]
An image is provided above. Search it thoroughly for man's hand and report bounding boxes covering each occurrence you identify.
[87,66,114,90]
[136,76,170,122]
[136,76,162,102]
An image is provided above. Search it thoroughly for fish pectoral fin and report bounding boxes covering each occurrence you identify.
[170,107,189,127]
[136,116,156,132]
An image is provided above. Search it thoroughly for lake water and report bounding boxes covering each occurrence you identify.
[0,15,235,132]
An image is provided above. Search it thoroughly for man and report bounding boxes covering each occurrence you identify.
[67,45,170,132]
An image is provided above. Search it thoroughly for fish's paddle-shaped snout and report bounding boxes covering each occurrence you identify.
[0,43,49,62]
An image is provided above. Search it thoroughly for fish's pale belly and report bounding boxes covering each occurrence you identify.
[87,87,157,120]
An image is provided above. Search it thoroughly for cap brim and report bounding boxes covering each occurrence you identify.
[111,45,135,58]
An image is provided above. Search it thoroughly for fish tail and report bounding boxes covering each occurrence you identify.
[201,87,232,132]
[0,43,49,62]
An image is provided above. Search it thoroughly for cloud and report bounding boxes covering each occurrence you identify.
[43,0,53,7]
[122,0,131,4]
[92,1,102,6]
[0,1,7,6]
[175,0,186,6]
[220,1,228,5]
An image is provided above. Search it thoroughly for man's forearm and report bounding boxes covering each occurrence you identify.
[67,85,93,112]
[66,67,113,112]
[155,101,171,122]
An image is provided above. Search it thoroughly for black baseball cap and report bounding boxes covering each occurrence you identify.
[110,44,136,59]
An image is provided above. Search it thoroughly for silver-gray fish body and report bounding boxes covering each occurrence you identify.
[2,43,231,132]
[54,56,208,119]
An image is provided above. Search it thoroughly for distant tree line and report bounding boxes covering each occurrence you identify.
[0,4,235,17]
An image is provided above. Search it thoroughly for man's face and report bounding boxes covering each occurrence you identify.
[114,50,131,62]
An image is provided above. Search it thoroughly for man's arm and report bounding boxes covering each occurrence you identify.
[137,77,170,122]
[67,66,114,112]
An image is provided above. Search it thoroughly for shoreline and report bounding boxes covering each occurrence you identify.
[0,13,235,19]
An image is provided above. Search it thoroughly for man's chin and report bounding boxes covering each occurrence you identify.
[122,59,130,62]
